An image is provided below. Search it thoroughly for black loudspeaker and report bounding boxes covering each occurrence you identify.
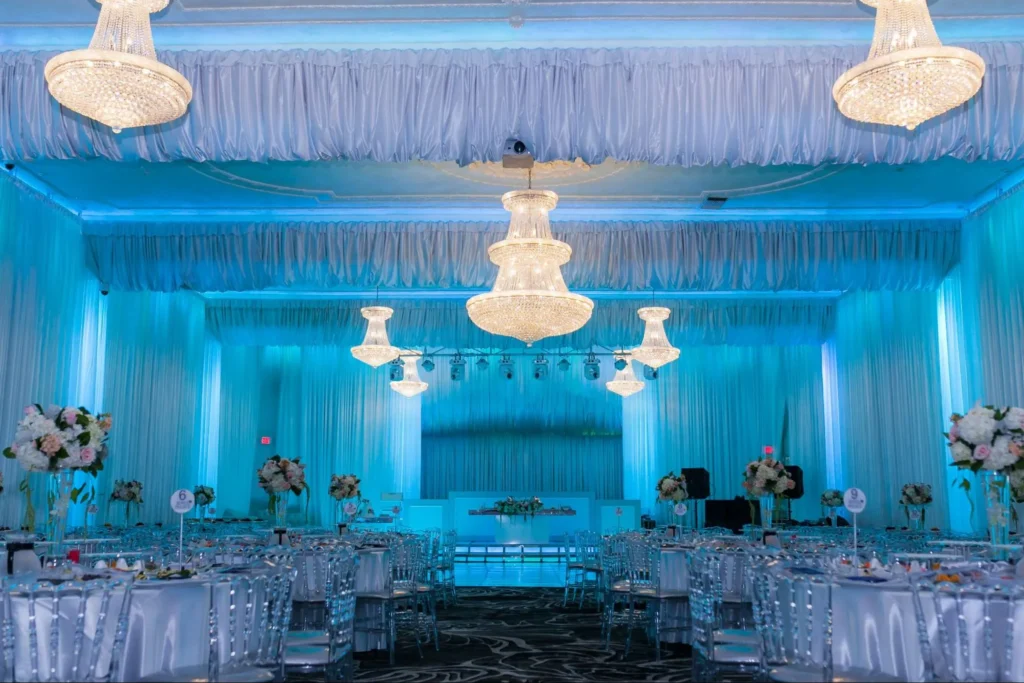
[784,465,804,499]
[680,468,710,500]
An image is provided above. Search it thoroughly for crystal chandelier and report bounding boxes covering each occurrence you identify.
[631,307,680,369]
[391,351,428,398]
[351,306,401,368]
[606,352,644,398]
[832,0,984,131]
[466,190,594,346]
[44,0,192,134]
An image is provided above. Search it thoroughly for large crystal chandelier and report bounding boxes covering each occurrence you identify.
[351,306,401,368]
[606,352,644,398]
[832,0,984,131]
[631,307,680,369]
[391,351,428,398]
[44,0,192,134]
[466,190,594,346]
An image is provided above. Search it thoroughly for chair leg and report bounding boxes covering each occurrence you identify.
[387,602,396,666]
[653,602,662,662]
[624,598,635,658]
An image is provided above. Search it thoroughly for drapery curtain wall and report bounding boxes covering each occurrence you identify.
[4,45,1024,165]
[85,218,959,293]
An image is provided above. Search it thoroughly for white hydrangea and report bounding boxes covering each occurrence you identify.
[1003,407,1024,432]
[958,407,999,446]
[985,435,1018,471]
[950,441,973,463]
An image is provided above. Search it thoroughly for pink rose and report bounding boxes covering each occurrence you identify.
[742,481,752,491]
[98,416,112,430]
[39,434,62,455]
[23,405,37,416]
[80,447,95,464]
[786,479,796,489]
[974,444,992,461]
[1010,442,1022,458]
[949,424,960,441]
[62,408,79,425]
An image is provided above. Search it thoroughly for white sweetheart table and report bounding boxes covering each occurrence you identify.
[468,509,577,544]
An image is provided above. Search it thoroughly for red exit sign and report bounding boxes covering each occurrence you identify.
[260,436,272,445]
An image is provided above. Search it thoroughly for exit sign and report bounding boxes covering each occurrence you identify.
[260,436,271,445]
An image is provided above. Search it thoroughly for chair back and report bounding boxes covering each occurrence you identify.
[2,575,134,682]
[390,537,423,592]
[757,565,833,675]
[624,538,658,596]
[911,575,1024,682]
[324,547,359,665]
[293,547,329,602]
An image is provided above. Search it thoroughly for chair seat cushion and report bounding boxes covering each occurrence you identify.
[769,663,903,683]
[139,664,275,683]
[711,643,760,665]
[288,630,328,646]
[714,628,758,645]
[285,643,353,668]
[609,581,687,598]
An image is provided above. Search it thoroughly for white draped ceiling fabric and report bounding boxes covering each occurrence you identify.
[1,42,1023,529]
[2,45,1024,165]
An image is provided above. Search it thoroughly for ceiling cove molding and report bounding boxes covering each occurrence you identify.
[200,288,844,302]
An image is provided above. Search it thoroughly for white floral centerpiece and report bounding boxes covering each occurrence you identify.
[899,483,932,529]
[257,455,308,527]
[946,405,1024,546]
[494,496,544,518]
[3,404,111,538]
[110,479,143,526]
[656,472,689,503]
[193,485,215,507]
[329,474,367,526]
[821,488,843,526]
[743,452,794,530]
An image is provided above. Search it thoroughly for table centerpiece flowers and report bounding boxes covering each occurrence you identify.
[3,404,111,543]
[494,496,544,519]
[257,454,308,528]
[193,485,215,519]
[110,479,143,526]
[821,489,844,525]
[898,483,933,530]
[329,474,367,529]
[656,471,689,527]
[946,405,1024,546]
[742,452,795,530]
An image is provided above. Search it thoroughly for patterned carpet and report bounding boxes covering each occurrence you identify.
[350,587,696,683]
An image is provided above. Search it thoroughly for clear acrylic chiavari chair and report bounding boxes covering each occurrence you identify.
[436,530,458,607]
[2,575,134,683]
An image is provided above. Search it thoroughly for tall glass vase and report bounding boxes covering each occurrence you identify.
[904,504,927,531]
[274,495,288,529]
[47,470,74,556]
[983,472,1012,551]
[759,494,775,530]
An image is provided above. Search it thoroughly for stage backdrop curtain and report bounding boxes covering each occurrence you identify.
[265,347,421,525]
[98,291,208,524]
[86,218,959,293]
[206,297,835,350]
[420,353,622,500]
[0,175,105,527]
[3,45,1023,165]
[622,345,827,523]
[833,290,949,529]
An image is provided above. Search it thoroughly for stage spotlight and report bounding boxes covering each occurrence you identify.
[557,357,570,372]
[584,352,601,381]
[614,357,627,371]
[421,358,435,373]
[643,365,659,381]
[388,358,404,382]
[533,355,549,381]
[450,353,466,381]
[476,357,490,371]
[499,355,514,380]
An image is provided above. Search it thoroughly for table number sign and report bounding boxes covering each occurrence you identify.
[844,487,866,560]
[674,502,688,517]
[170,489,195,567]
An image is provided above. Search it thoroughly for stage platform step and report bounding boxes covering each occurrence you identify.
[455,541,567,563]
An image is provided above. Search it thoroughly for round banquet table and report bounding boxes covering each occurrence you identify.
[781,574,1024,682]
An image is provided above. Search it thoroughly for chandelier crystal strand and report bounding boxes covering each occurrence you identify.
[832,0,984,131]
[466,190,594,346]
[631,307,680,369]
[44,0,192,134]
[391,351,428,398]
[606,351,645,398]
[350,306,401,368]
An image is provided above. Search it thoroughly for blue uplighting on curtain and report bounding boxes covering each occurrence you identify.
[833,291,949,529]
[622,345,827,522]
[420,354,622,499]
[99,291,208,524]
[86,218,959,293]
[0,175,104,527]
[206,297,835,350]
[3,45,1022,165]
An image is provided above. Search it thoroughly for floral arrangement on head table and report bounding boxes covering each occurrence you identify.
[494,496,544,517]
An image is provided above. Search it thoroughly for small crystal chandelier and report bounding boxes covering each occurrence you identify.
[44,0,193,134]
[466,189,594,346]
[391,351,428,398]
[631,307,680,369]
[832,0,985,131]
[351,306,401,368]
[607,352,644,398]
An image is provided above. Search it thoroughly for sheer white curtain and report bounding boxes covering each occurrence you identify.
[622,345,827,522]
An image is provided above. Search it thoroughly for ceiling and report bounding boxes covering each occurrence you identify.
[4,0,1023,50]
[16,157,1023,222]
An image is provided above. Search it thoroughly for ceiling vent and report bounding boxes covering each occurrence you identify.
[700,195,729,210]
